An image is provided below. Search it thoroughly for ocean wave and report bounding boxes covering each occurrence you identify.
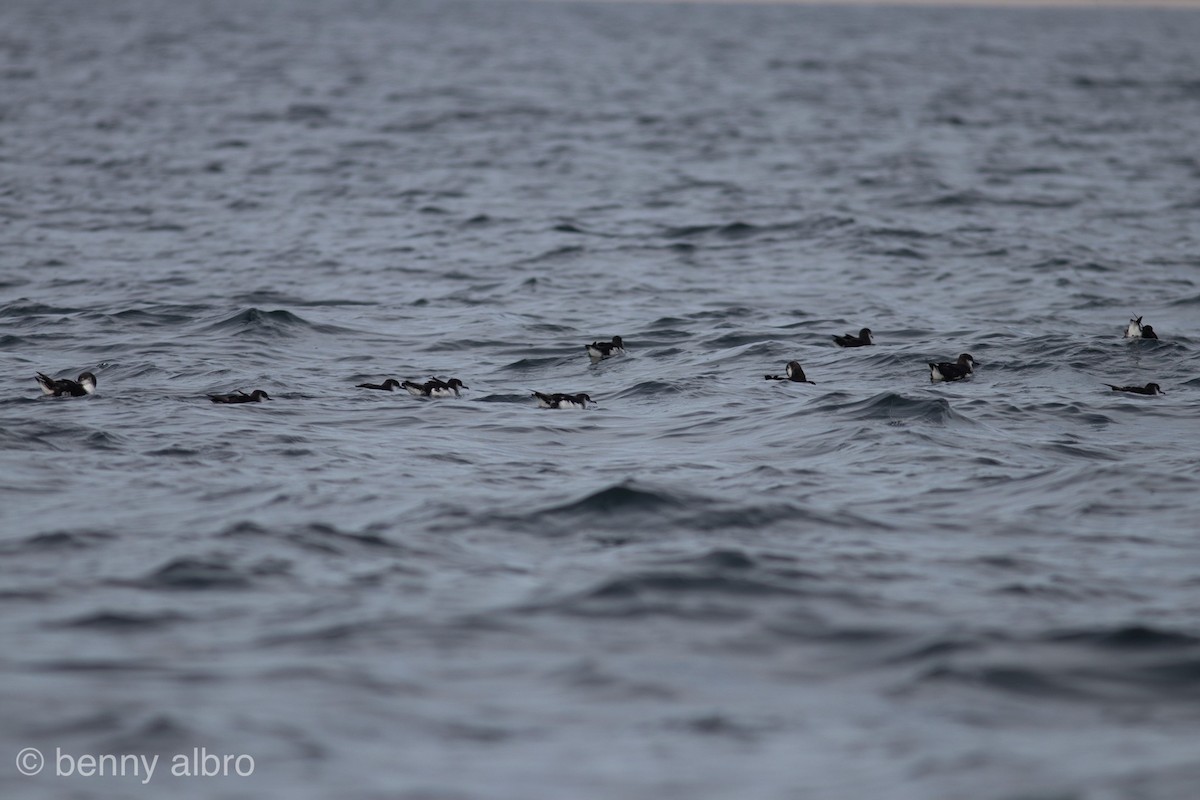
[138,558,257,590]
[202,308,352,337]
[610,380,679,400]
[1047,625,1199,650]
[662,216,853,241]
[918,663,1091,699]
[517,245,586,265]
[499,355,576,372]
[232,291,378,308]
[499,482,888,538]
[918,652,1200,703]
[14,423,124,451]
[540,483,683,516]
[381,104,551,135]
[57,610,190,630]
[813,391,965,425]
[1121,336,1188,353]
[0,299,81,318]
[898,623,1200,703]
[217,520,400,555]
[906,189,1080,210]
[472,393,535,404]
[0,530,115,555]
[523,544,855,621]
[108,306,196,327]
[701,332,789,350]
[584,570,802,601]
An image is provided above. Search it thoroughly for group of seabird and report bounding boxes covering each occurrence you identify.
[350,337,622,408]
[356,377,469,398]
[830,327,977,385]
[762,316,1166,395]
[32,318,1169,405]
[762,329,970,384]
[763,330,978,385]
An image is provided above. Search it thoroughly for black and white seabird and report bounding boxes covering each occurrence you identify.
[1125,316,1159,340]
[585,336,625,359]
[532,391,592,409]
[357,379,402,391]
[402,378,467,397]
[1105,382,1163,395]
[209,389,271,404]
[764,361,815,384]
[833,328,874,348]
[36,371,97,397]
[929,354,976,383]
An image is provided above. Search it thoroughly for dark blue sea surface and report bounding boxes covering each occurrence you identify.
[2,1,1199,798]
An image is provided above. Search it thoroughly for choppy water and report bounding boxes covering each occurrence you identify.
[3,1,1200,798]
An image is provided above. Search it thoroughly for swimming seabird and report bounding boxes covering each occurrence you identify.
[402,378,467,397]
[585,336,625,359]
[532,391,592,409]
[209,389,271,404]
[1125,316,1158,340]
[764,361,815,384]
[356,379,402,391]
[1105,382,1163,395]
[929,354,976,383]
[36,371,97,397]
[833,328,874,348]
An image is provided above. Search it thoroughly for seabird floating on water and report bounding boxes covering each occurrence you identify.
[209,389,271,404]
[403,378,467,397]
[1105,382,1163,395]
[1125,316,1158,340]
[764,361,815,384]
[585,336,625,359]
[929,354,976,383]
[356,379,402,391]
[833,328,874,348]
[36,371,97,397]
[532,391,592,409]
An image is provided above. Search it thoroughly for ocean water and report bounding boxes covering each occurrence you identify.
[2,1,1200,798]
